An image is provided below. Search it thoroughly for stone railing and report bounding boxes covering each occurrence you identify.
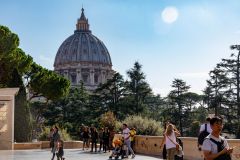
[12,136,240,160]
[131,135,240,160]
[14,141,83,150]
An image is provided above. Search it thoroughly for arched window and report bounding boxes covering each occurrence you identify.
[94,75,98,84]
[82,74,89,83]
[71,75,76,84]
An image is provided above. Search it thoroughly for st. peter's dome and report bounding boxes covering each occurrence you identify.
[54,8,114,91]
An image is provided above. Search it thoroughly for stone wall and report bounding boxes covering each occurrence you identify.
[14,141,84,150]
[10,135,240,160]
[0,88,19,150]
[132,135,240,160]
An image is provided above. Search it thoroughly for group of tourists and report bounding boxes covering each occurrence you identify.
[48,116,233,160]
[160,116,233,160]
[80,126,115,152]
[48,124,137,160]
[80,124,136,159]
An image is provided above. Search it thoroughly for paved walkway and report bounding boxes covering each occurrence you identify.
[0,149,162,160]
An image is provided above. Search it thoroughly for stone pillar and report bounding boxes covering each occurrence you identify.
[90,69,94,85]
[100,70,105,84]
[64,70,69,80]
[76,68,81,84]
[0,88,19,150]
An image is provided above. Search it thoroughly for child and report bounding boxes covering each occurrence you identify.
[56,140,64,160]
[109,139,123,159]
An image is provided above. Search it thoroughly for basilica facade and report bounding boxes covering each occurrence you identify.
[54,8,114,91]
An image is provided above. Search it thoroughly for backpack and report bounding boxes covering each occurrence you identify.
[198,124,209,145]
[209,138,231,160]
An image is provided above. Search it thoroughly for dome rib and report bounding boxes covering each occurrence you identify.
[76,33,82,61]
[85,33,91,62]
[54,31,112,67]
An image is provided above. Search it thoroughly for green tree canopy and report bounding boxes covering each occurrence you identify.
[0,25,70,141]
[29,63,70,101]
[126,61,152,114]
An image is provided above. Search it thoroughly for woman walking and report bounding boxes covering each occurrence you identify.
[160,123,180,160]
[51,126,60,160]
[160,122,170,160]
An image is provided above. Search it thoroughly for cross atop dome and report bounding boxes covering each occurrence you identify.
[80,8,87,21]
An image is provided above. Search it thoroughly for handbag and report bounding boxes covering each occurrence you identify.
[167,135,184,156]
[176,145,184,156]
[176,143,180,150]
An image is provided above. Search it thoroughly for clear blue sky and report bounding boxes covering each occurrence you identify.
[1,0,240,96]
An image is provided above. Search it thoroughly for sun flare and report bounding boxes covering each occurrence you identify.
[161,7,179,24]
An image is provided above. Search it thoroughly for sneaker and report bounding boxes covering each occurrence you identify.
[131,154,135,159]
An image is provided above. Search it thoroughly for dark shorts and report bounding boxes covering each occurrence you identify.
[83,138,88,143]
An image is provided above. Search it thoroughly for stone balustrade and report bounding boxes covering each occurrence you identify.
[12,135,240,160]
[114,134,240,160]
[14,141,84,150]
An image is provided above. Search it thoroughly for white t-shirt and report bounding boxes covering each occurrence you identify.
[202,134,229,154]
[122,128,130,140]
[165,132,177,150]
[200,123,212,133]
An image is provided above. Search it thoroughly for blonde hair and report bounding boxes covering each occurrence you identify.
[165,124,174,136]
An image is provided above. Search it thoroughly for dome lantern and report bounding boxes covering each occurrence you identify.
[76,8,90,32]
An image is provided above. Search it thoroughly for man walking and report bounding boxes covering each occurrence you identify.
[202,116,233,160]
[198,117,212,150]
[122,123,135,159]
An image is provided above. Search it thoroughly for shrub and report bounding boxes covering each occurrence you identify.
[117,115,163,136]
[38,127,50,141]
[38,127,71,141]
[99,111,117,130]
[188,121,200,137]
[59,128,72,141]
